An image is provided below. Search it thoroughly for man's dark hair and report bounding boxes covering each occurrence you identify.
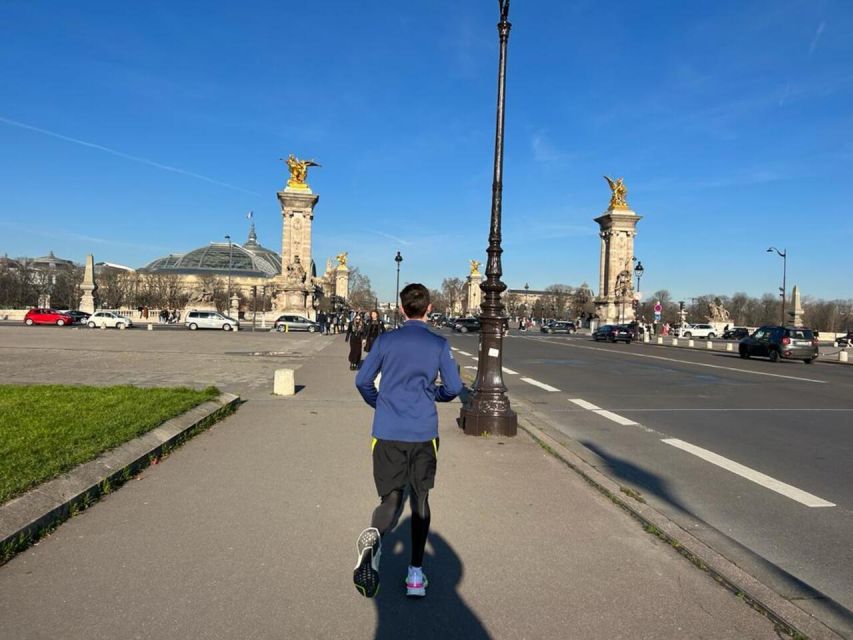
[400,283,430,319]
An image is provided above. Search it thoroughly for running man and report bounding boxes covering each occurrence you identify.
[352,283,464,598]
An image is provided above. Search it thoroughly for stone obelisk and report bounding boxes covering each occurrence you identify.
[789,285,804,326]
[594,177,641,324]
[79,254,97,313]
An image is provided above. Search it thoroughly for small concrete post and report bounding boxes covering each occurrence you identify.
[148,323,153,331]
[672,338,679,346]
[706,340,713,349]
[688,339,695,347]
[657,337,663,345]
[726,343,734,352]
[274,368,295,396]
[840,351,849,363]
[643,333,650,343]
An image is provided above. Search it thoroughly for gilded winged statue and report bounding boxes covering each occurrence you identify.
[283,154,321,188]
[336,252,348,268]
[469,260,481,276]
[604,176,629,209]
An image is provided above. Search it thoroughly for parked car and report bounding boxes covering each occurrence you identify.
[541,321,577,335]
[185,310,240,331]
[87,311,134,329]
[66,310,91,325]
[722,327,750,340]
[678,323,718,339]
[23,308,74,326]
[274,314,320,333]
[592,324,633,343]
[739,326,819,364]
[834,331,853,348]
[453,318,481,333]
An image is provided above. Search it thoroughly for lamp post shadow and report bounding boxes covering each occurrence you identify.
[372,519,491,640]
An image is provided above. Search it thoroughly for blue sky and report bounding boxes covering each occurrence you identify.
[1,0,851,302]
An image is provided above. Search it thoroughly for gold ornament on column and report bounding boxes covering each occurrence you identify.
[603,176,629,210]
[282,154,321,190]
[469,260,481,276]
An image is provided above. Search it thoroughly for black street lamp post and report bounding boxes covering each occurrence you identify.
[634,260,644,293]
[459,0,517,437]
[767,247,787,324]
[225,234,233,312]
[394,251,403,327]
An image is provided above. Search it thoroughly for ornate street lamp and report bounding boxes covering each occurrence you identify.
[767,247,787,324]
[459,0,517,437]
[394,251,403,327]
[634,260,644,292]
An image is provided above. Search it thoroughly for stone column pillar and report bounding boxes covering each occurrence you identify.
[335,264,349,300]
[467,273,483,315]
[79,254,97,313]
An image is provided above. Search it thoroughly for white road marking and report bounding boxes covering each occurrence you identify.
[530,337,827,384]
[569,398,601,411]
[595,410,638,426]
[662,438,836,508]
[458,350,472,356]
[470,356,478,361]
[521,377,560,392]
[569,398,637,425]
[503,367,518,375]
[464,365,477,370]
[451,347,459,352]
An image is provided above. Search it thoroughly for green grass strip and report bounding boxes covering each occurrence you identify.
[0,384,219,504]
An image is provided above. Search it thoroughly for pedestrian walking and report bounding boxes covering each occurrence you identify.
[317,310,327,335]
[364,310,385,353]
[352,284,463,599]
[346,315,365,370]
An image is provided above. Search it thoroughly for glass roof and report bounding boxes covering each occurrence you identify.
[143,242,281,278]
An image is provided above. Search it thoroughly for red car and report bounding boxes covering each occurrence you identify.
[23,308,73,326]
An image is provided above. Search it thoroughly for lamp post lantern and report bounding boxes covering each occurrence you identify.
[767,247,787,324]
[634,260,644,293]
[459,0,517,437]
[394,251,403,327]
[225,234,233,311]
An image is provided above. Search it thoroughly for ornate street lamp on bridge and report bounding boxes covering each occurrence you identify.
[767,247,787,325]
[394,251,403,327]
[459,0,517,437]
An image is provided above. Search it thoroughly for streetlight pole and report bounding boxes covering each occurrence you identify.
[225,234,232,312]
[394,251,403,327]
[767,247,787,324]
[460,0,517,437]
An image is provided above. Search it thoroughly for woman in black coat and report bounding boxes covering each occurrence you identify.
[346,315,365,370]
[363,310,385,354]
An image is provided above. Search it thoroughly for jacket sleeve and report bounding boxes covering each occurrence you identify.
[355,336,382,407]
[435,341,464,402]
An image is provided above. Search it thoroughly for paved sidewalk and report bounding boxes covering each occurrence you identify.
[0,337,782,639]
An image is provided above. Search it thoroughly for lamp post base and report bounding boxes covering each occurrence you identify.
[459,397,517,437]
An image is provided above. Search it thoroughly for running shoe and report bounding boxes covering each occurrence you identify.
[353,527,381,598]
[405,565,428,597]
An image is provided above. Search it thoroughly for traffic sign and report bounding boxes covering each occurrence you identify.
[654,301,662,313]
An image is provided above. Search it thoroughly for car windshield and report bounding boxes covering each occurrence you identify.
[786,329,813,339]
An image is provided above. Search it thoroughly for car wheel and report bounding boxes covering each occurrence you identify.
[739,347,749,359]
[116,322,125,330]
[768,349,779,362]
[460,327,468,333]
[88,321,96,328]
[708,333,715,339]
[683,332,692,338]
[308,325,317,333]
[276,325,285,332]
[626,339,632,344]
[56,319,65,326]
[548,329,554,334]
[804,358,814,365]
[189,323,198,331]
[608,336,615,343]
[223,323,232,331]
[25,318,34,326]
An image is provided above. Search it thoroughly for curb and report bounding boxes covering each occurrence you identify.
[513,406,845,640]
[0,392,240,565]
[639,337,851,367]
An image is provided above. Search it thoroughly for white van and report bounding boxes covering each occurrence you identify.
[185,310,240,331]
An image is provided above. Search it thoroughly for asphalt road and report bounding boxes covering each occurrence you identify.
[444,328,853,635]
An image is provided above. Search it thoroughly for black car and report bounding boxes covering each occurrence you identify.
[739,326,818,364]
[835,331,853,348]
[66,310,91,325]
[453,318,481,333]
[592,324,633,343]
[722,327,750,340]
[541,321,577,335]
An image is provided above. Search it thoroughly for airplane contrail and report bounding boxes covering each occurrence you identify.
[0,115,261,197]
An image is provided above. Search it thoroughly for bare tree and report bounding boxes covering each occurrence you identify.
[441,277,464,315]
[348,268,377,311]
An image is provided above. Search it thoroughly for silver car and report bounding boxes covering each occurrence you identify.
[185,310,240,331]
[274,315,320,333]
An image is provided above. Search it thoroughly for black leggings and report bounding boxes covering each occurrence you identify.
[370,489,430,567]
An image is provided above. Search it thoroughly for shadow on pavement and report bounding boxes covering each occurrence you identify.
[580,441,692,517]
[373,518,490,640]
